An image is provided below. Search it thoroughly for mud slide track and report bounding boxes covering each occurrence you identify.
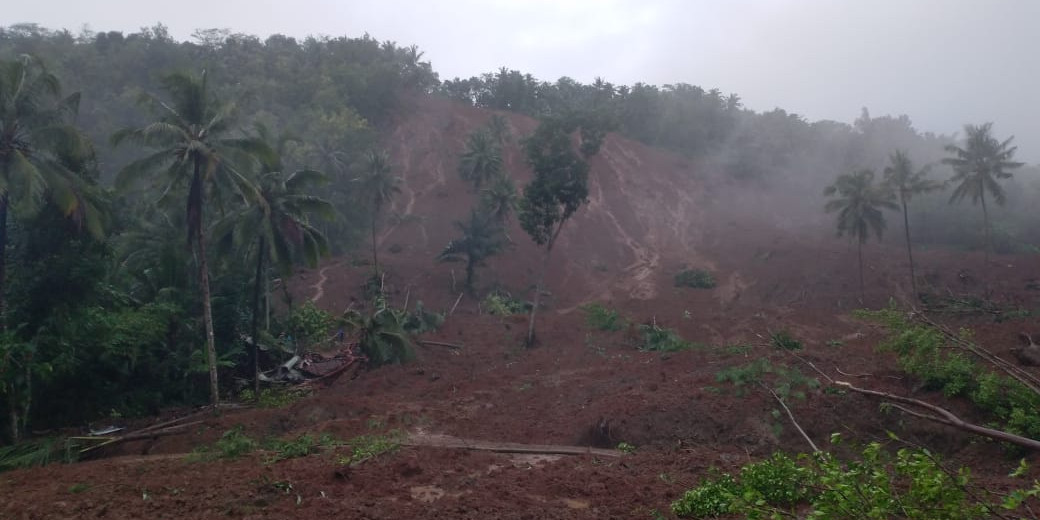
[311,265,330,303]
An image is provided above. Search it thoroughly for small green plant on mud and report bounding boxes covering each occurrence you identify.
[616,442,637,454]
[68,483,90,494]
[715,359,818,399]
[338,431,404,465]
[264,433,341,463]
[582,302,627,331]
[674,269,717,289]
[769,329,803,350]
[240,386,312,408]
[189,426,258,461]
[638,322,695,352]
[482,290,528,316]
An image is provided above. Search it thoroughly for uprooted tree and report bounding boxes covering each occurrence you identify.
[518,111,611,346]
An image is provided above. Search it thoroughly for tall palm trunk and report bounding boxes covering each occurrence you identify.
[0,195,7,325]
[0,194,19,442]
[197,227,219,405]
[371,215,379,275]
[250,237,265,396]
[980,191,991,266]
[900,196,918,299]
[526,246,553,347]
[857,240,865,302]
[465,256,475,291]
[190,160,220,405]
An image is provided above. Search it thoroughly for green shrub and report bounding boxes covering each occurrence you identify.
[289,301,334,346]
[213,426,258,459]
[638,323,694,352]
[715,359,818,399]
[672,472,739,517]
[674,269,717,289]
[482,291,528,316]
[673,441,1001,519]
[739,452,812,507]
[402,301,444,334]
[581,302,627,331]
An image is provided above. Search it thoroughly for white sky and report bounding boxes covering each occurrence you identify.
[6,0,1040,161]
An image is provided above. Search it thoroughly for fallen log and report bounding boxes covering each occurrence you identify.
[418,340,463,350]
[403,433,622,458]
[835,380,1040,451]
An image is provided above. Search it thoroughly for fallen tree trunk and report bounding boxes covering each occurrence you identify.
[403,433,621,458]
[835,380,1040,451]
[913,310,1040,396]
[418,340,463,350]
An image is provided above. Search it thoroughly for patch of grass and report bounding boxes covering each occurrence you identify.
[240,387,312,408]
[68,483,90,494]
[638,323,695,352]
[338,431,404,465]
[264,433,341,463]
[825,339,844,348]
[722,343,752,356]
[674,269,717,289]
[0,438,77,472]
[581,302,627,331]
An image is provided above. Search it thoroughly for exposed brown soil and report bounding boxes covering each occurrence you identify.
[4,95,1040,519]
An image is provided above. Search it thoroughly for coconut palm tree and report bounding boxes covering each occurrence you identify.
[486,114,511,145]
[942,123,1022,264]
[214,141,333,394]
[438,210,508,290]
[480,176,518,224]
[824,169,898,299]
[113,70,262,405]
[355,150,400,275]
[883,150,941,298]
[458,130,503,191]
[0,55,102,322]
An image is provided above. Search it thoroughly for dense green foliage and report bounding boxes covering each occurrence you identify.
[0,25,437,441]
[672,439,1013,519]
